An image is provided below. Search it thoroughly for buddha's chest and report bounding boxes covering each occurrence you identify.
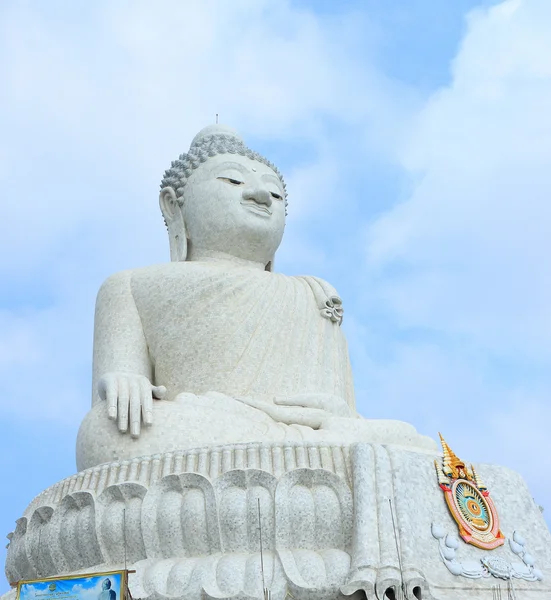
[130,267,319,361]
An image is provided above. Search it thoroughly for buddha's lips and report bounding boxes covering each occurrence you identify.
[240,200,272,216]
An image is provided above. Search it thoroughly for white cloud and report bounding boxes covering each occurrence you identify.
[0,313,42,369]
[0,302,92,423]
[363,0,551,510]
[0,0,413,271]
[69,576,117,600]
[367,0,551,356]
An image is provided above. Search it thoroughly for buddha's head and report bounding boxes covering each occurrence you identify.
[101,579,111,591]
[159,125,287,270]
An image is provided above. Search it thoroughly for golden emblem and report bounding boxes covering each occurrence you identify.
[435,434,504,550]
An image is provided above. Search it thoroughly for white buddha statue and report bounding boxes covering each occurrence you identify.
[6,126,550,600]
[76,125,434,470]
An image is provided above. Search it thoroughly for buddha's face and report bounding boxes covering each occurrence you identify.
[179,153,286,265]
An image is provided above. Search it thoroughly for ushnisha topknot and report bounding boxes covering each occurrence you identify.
[160,124,288,209]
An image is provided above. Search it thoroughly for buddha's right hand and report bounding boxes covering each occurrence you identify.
[98,372,167,438]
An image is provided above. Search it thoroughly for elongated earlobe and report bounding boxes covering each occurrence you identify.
[170,233,187,262]
[159,187,187,262]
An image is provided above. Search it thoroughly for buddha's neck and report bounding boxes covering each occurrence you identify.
[186,248,267,270]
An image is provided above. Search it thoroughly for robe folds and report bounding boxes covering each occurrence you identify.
[131,262,355,408]
[78,262,436,471]
[77,262,357,469]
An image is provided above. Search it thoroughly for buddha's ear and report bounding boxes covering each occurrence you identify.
[159,187,187,262]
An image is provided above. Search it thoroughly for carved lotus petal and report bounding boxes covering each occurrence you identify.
[512,562,531,576]
[509,540,523,555]
[513,531,526,546]
[461,559,485,578]
[523,553,535,566]
[447,561,463,576]
[445,534,459,549]
[442,546,456,561]
[431,523,445,539]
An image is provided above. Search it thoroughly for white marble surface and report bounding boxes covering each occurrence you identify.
[5,442,551,600]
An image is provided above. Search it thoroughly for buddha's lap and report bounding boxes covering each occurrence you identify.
[76,392,298,469]
[76,391,437,471]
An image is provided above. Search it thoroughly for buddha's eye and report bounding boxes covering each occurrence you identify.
[270,192,283,200]
[217,176,244,186]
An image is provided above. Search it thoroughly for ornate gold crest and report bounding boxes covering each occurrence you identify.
[435,434,505,550]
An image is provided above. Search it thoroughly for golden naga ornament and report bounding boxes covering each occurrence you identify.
[435,434,505,550]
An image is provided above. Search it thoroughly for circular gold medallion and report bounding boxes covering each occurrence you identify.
[453,479,491,532]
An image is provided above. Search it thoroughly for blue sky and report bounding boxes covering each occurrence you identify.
[1,0,550,592]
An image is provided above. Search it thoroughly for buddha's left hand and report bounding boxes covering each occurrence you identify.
[235,393,355,429]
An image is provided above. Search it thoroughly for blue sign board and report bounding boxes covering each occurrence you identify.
[17,571,126,600]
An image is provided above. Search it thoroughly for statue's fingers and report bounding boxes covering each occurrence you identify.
[152,385,167,400]
[274,396,301,407]
[274,395,318,408]
[98,377,108,402]
[272,406,326,428]
[129,380,141,438]
[235,396,286,418]
[242,400,286,421]
[105,382,118,420]
[141,380,153,426]
[117,378,130,433]
[235,397,264,409]
[236,397,325,428]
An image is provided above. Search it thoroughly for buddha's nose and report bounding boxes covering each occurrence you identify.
[242,187,272,207]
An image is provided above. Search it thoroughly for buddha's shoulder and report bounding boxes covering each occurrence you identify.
[97,265,340,299]
[97,263,200,295]
[294,274,341,299]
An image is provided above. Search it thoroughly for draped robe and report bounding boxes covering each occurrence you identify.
[76,261,358,469]
[133,262,354,406]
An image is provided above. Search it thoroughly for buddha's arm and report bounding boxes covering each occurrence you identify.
[92,271,165,437]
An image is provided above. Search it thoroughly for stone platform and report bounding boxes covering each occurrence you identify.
[4,441,551,600]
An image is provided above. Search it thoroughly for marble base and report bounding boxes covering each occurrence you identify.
[4,442,551,600]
